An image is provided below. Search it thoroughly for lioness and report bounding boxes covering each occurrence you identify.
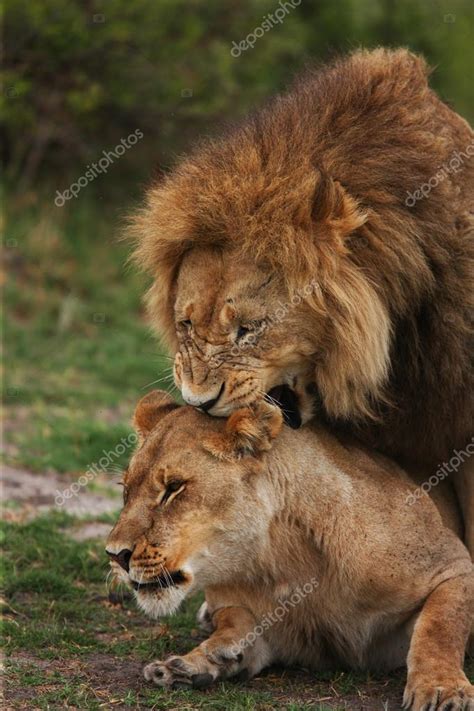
[106,390,474,710]
[130,48,474,553]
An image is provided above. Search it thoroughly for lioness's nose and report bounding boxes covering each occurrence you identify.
[106,548,133,572]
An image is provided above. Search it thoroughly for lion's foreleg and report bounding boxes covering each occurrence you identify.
[143,605,271,689]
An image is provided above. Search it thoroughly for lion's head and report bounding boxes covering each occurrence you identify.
[106,390,282,618]
[132,166,392,424]
[172,246,322,426]
[130,51,452,424]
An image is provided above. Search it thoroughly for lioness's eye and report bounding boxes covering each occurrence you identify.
[160,480,185,505]
[179,319,192,329]
[122,485,129,505]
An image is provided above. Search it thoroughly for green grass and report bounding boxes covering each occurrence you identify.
[2,513,198,659]
[2,512,350,709]
[3,193,171,474]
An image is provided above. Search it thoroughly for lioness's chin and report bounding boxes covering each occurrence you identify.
[135,585,190,618]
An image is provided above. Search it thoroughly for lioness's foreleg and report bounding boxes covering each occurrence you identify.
[143,606,271,689]
[404,573,474,711]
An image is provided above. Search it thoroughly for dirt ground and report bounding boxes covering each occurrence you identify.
[2,464,118,538]
[6,649,406,711]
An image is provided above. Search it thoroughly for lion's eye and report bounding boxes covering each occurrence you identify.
[237,320,265,341]
[179,319,192,329]
[237,325,250,339]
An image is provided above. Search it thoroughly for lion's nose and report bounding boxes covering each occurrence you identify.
[182,382,225,411]
[106,548,133,572]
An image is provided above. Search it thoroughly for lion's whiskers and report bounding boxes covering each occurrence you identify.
[262,390,280,408]
[142,368,176,391]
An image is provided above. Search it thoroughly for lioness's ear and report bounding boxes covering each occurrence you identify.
[203,402,283,462]
[133,389,179,440]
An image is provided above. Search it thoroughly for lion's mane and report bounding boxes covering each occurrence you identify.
[130,48,474,465]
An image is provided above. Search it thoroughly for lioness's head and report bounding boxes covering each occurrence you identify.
[106,390,282,618]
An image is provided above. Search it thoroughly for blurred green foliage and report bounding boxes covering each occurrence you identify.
[3,0,473,196]
[2,0,473,473]
[3,195,169,472]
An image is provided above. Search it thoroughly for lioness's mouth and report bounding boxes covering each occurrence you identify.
[266,385,302,429]
[131,569,187,592]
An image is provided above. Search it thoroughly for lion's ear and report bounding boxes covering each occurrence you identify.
[203,402,283,462]
[133,389,179,440]
[311,171,368,237]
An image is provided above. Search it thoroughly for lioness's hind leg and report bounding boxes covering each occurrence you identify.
[404,573,474,711]
[144,606,271,689]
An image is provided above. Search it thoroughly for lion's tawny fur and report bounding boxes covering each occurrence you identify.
[130,48,473,468]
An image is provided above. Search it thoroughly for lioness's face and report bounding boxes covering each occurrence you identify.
[106,392,281,618]
[173,248,319,425]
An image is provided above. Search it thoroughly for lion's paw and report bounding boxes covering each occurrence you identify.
[143,655,216,689]
[403,673,474,711]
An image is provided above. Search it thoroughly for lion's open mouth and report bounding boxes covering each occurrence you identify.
[131,569,187,592]
[266,384,302,429]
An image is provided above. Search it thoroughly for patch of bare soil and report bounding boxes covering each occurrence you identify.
[1,464,120,523]
[251,667,404,710]
[5,651,405,710]
[5,651,143,710]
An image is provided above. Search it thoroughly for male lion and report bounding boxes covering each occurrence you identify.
[130,48,474,552]
[106,390,474,710]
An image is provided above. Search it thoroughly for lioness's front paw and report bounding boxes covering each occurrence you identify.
[403,673,474,711]
[143,655,216,689]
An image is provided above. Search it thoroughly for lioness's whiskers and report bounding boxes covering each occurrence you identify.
[160,563,173,589]
[105,568,113,594]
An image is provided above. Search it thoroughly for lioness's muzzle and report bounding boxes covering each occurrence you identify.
[132,569,187,591]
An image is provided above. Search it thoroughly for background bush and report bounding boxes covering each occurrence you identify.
[2,0,473,473]
[3,0,473,197]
